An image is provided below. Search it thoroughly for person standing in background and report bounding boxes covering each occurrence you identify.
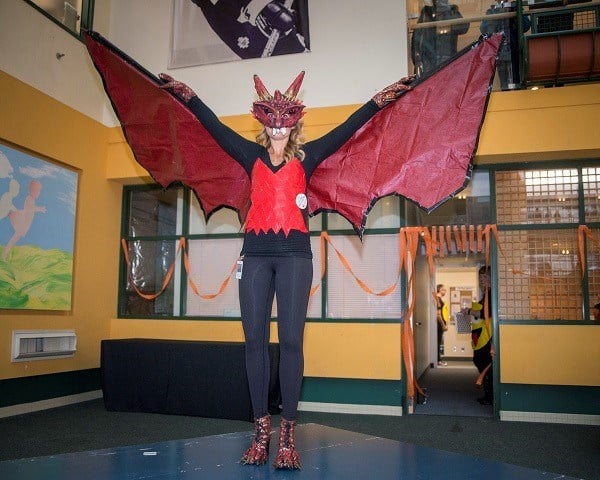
[468,266,494,405]
[411,0,470,75]
[480,0,531,89]
[434,284,449,366]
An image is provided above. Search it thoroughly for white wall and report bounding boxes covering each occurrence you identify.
[0,0,113,123]
[108,1,408,118]
[1,0,409,126]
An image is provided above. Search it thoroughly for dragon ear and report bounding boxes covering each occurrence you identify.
[253,74,272,101]
[284,71,305,100]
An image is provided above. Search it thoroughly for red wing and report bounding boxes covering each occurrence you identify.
[308,34,502,235]
[84,32,250,221]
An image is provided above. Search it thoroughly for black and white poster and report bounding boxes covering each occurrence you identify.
[170,0,310,68]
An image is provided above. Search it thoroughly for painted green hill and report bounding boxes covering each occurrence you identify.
[0,246,73,310]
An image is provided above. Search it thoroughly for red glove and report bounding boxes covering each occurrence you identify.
[372,75,415,108]
[158,73,196,103]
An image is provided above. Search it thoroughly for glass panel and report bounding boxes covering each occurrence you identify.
[308,214,322,231]
[30,0,83,33]
[413,170,491,226]
[326,234,402,319]
[326,212,353,231]
[120,239,177,317]
[407,0,530,91]
[127,188,181,237]
[185,236,322,318]
[587,227,600,319]
[407,0,478,77]
[497,229,582,320]
[496,169,579,225]
[189,192,241,235]
[327,196,401,231]
[185,238,243,317]
[366,197,401,229]
[583,167,600,223]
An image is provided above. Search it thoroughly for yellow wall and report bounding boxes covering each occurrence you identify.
[108,320,402,380]
[0,71,121,380]
[477,84,600,163]
[3,70,599,388]
[500,325,600,386]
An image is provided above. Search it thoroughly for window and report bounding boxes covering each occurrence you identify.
[119,186,405,321]
[494,165,600,321]
[410,171,491,227]
[24,0,94,36]
[119,187,182,317]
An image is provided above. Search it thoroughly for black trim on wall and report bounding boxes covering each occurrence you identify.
[500,383,600,415]
[0,369,101,408]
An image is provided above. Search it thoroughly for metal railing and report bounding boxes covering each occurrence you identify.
[407,0,600,89]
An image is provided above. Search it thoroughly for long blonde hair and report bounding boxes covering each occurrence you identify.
[256,121,305,163]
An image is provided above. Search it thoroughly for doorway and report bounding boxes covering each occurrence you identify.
[412,255,493,417]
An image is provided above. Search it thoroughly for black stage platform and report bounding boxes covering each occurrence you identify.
[0,423,579,479]
[101,339,281,421]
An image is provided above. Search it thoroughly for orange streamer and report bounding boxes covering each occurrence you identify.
[121,237,185,300]
[445,226,453,255]
[577,225,600,277]
[469,225,476,253]
[437,226,446,257]
[476,225,483,252]
[453,225,462,252]
[321,232,401,296]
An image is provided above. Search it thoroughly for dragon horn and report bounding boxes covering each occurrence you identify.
[253,74,272,101]
[284,71,305,100]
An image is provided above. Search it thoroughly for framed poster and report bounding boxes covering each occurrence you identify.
[0,142,78,310]
[170,0,310,68]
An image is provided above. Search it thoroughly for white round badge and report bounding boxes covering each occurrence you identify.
[295,193,308,210]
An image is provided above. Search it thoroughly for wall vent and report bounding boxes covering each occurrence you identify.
[11,330,77,362]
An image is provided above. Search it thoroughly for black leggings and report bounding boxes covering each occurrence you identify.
[239,256,312,420]
[473,341,493,400]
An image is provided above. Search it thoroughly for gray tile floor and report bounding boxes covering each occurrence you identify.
[415,360,493,417]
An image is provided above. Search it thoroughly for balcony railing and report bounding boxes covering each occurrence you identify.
[524,0,600,86]
[408,0,600,90]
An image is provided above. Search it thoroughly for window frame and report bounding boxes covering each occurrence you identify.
[488,159,600,325]
[118,184,408,322]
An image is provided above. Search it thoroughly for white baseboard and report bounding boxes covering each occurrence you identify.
[500,410,600,426]
[298,401,403,416]
[0,390,103,419]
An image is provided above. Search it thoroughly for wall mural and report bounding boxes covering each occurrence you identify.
[0,143,78,310]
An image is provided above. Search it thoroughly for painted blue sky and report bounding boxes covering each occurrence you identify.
[0,144,78,254]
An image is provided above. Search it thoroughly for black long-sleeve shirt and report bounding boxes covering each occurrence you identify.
[187,97,379,258]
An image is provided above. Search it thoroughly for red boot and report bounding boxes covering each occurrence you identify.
[273,418,301,469]
[240,414,271,465]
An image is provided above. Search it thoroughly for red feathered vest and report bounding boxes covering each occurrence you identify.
[245,158,308,236]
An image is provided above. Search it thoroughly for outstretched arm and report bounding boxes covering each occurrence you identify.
[159,74,261,173]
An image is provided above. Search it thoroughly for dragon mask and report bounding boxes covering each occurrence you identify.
[251,71,306,129]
